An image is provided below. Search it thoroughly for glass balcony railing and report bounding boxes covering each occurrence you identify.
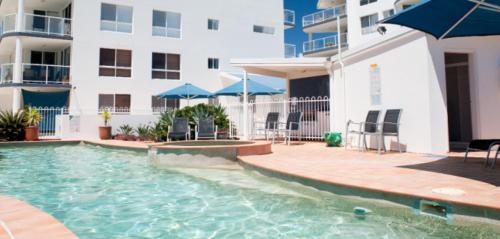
[22,63,70,85]
[284,9,295,26]
[0,64,14,84]
[303,34,348,54]
[0,13,72,36]
[285,44,296,58]
[302,4,346,28]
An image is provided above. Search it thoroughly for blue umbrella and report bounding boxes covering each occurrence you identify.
[157,83,213,105]
[215,79,284,96]
[383,0,500,39]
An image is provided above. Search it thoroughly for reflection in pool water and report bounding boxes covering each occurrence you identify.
[0,144,499,238]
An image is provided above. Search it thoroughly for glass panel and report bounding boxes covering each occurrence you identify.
[116,50,132,67]
[100,48,115,66]
[152,27,166,36]
[101,3,116,21]
[117,22,132,33]
[167,99,180,109]
[167,54,180,70]
[151,96,165,108]
[47,66,70,84]
[117,5,133,23]
[99,67,115,77]
[49,17,63,34]
[167,28,180,38]
[100,21,116,31]
[152,10,166,27]
[115,94,131,108]
[116,69,131,77]
[99,94,114,108]
[152,53,166,69]
[152,71,166,79]
[166,12,181,29]
[167,72,180,80]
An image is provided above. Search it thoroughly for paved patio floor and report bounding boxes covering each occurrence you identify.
[239,142,500,211]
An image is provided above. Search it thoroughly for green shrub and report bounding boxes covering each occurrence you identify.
[0,110,27,141]
[174,104,229,129]
[135,124,153,140]
[117,124,134,136]
[25,107,42,127]
[151,121,168,142]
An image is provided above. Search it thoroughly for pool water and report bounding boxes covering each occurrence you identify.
[0,144,499,238]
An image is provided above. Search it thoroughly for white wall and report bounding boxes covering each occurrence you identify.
[70,0,284,115]
[331,32,500,154]
[57,114,161,140]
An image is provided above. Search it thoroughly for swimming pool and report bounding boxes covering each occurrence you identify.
[0,144,499,238]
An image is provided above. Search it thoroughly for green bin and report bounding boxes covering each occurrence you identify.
[324,132,342,147]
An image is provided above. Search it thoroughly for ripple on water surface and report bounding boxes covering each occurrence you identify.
[0,145,499,239]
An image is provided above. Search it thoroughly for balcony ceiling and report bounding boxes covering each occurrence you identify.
[1,0,71,14]
[0,36,71,55]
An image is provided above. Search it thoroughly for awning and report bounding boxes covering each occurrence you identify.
[22,90,69,108]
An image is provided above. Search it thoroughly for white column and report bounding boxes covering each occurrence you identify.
[13,37,23,84]
[15,0,25,32]
[12,88,21,112]
[328,66,335,133]
[242,71,249,140]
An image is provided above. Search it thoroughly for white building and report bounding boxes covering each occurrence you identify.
[0,0,288,115]
[232,0,500,154]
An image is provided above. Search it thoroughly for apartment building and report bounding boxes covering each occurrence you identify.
[232,0,500,153]
[0,0,288,115]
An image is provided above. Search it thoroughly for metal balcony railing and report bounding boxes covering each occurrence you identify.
[303,34,348,53]
[302,4,346,28]
[285,44,296,58]
[284,9,295,26]
[0,13,72,36]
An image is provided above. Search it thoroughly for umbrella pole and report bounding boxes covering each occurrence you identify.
[243,71,249,140]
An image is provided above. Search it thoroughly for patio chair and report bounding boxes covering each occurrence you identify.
[345,110,380,151]
[278,112,303,146]
[195,117,218,140]
[168,117,190,141]
[363,109,402,154]
[464,139,500,168]
[252,112,279,143]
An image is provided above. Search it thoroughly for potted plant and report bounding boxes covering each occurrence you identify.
[24,108,42,141]
[115,124,135,141]
[99,110,112,140]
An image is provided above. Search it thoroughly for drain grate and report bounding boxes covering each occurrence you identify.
[419,200,452,221]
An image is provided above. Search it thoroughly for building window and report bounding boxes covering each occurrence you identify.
[360,0,377,6]
[152,53,180,80]
[208,19,219,31]
[253,25,275,35]
[100,3,133,33]
[98,94,131,113]
[152,96,180,113]
[382,9,395,19]
[360,14,379,35]
[152,10,181,38]
[208,58,219,70]
[99,48,132,77]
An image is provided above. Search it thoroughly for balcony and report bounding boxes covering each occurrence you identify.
[0,13,72,38]
[302,4,347,33]
[0,63,70,86]
[285,44,296,58]
[303,34,348,57]
[284,9,295,29]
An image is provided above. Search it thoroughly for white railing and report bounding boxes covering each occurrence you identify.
[303,4,346,27]
[285,44,296,58]
[0,14,17,34]
[0,63,14,84]
[152,26,181,38]
[99,107,131,115]
[284,9,295,26]
[24,13,72,36]
[22,63,70,85]
[225,97,330,140]
[34,107,68,139]
[303,33,348,53]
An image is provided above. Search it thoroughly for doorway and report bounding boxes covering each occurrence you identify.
[445,53,473,150]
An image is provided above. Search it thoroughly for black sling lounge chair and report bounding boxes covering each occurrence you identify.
[195,117,217,140]
[168,117,190,141]
[278,112,303,146]
[464,139,500,168]
[252,112,280,143]
[362,109,402,154]
[346,110,381,151]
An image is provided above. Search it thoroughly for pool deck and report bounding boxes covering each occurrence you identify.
[0,196,78,239]
[239,142,500,213]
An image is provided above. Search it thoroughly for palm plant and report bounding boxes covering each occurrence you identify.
[192,105,210,124]
[25,108,42,127]
[135,124,153,140]
[102,110,111,126]
[0,110,27,141]
[212,104,229,129]
[159,108,176,128]
[117,124,134,136]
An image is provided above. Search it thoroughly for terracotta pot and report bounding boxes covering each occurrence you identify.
[99,126,112,140]
[25,126,39,141]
